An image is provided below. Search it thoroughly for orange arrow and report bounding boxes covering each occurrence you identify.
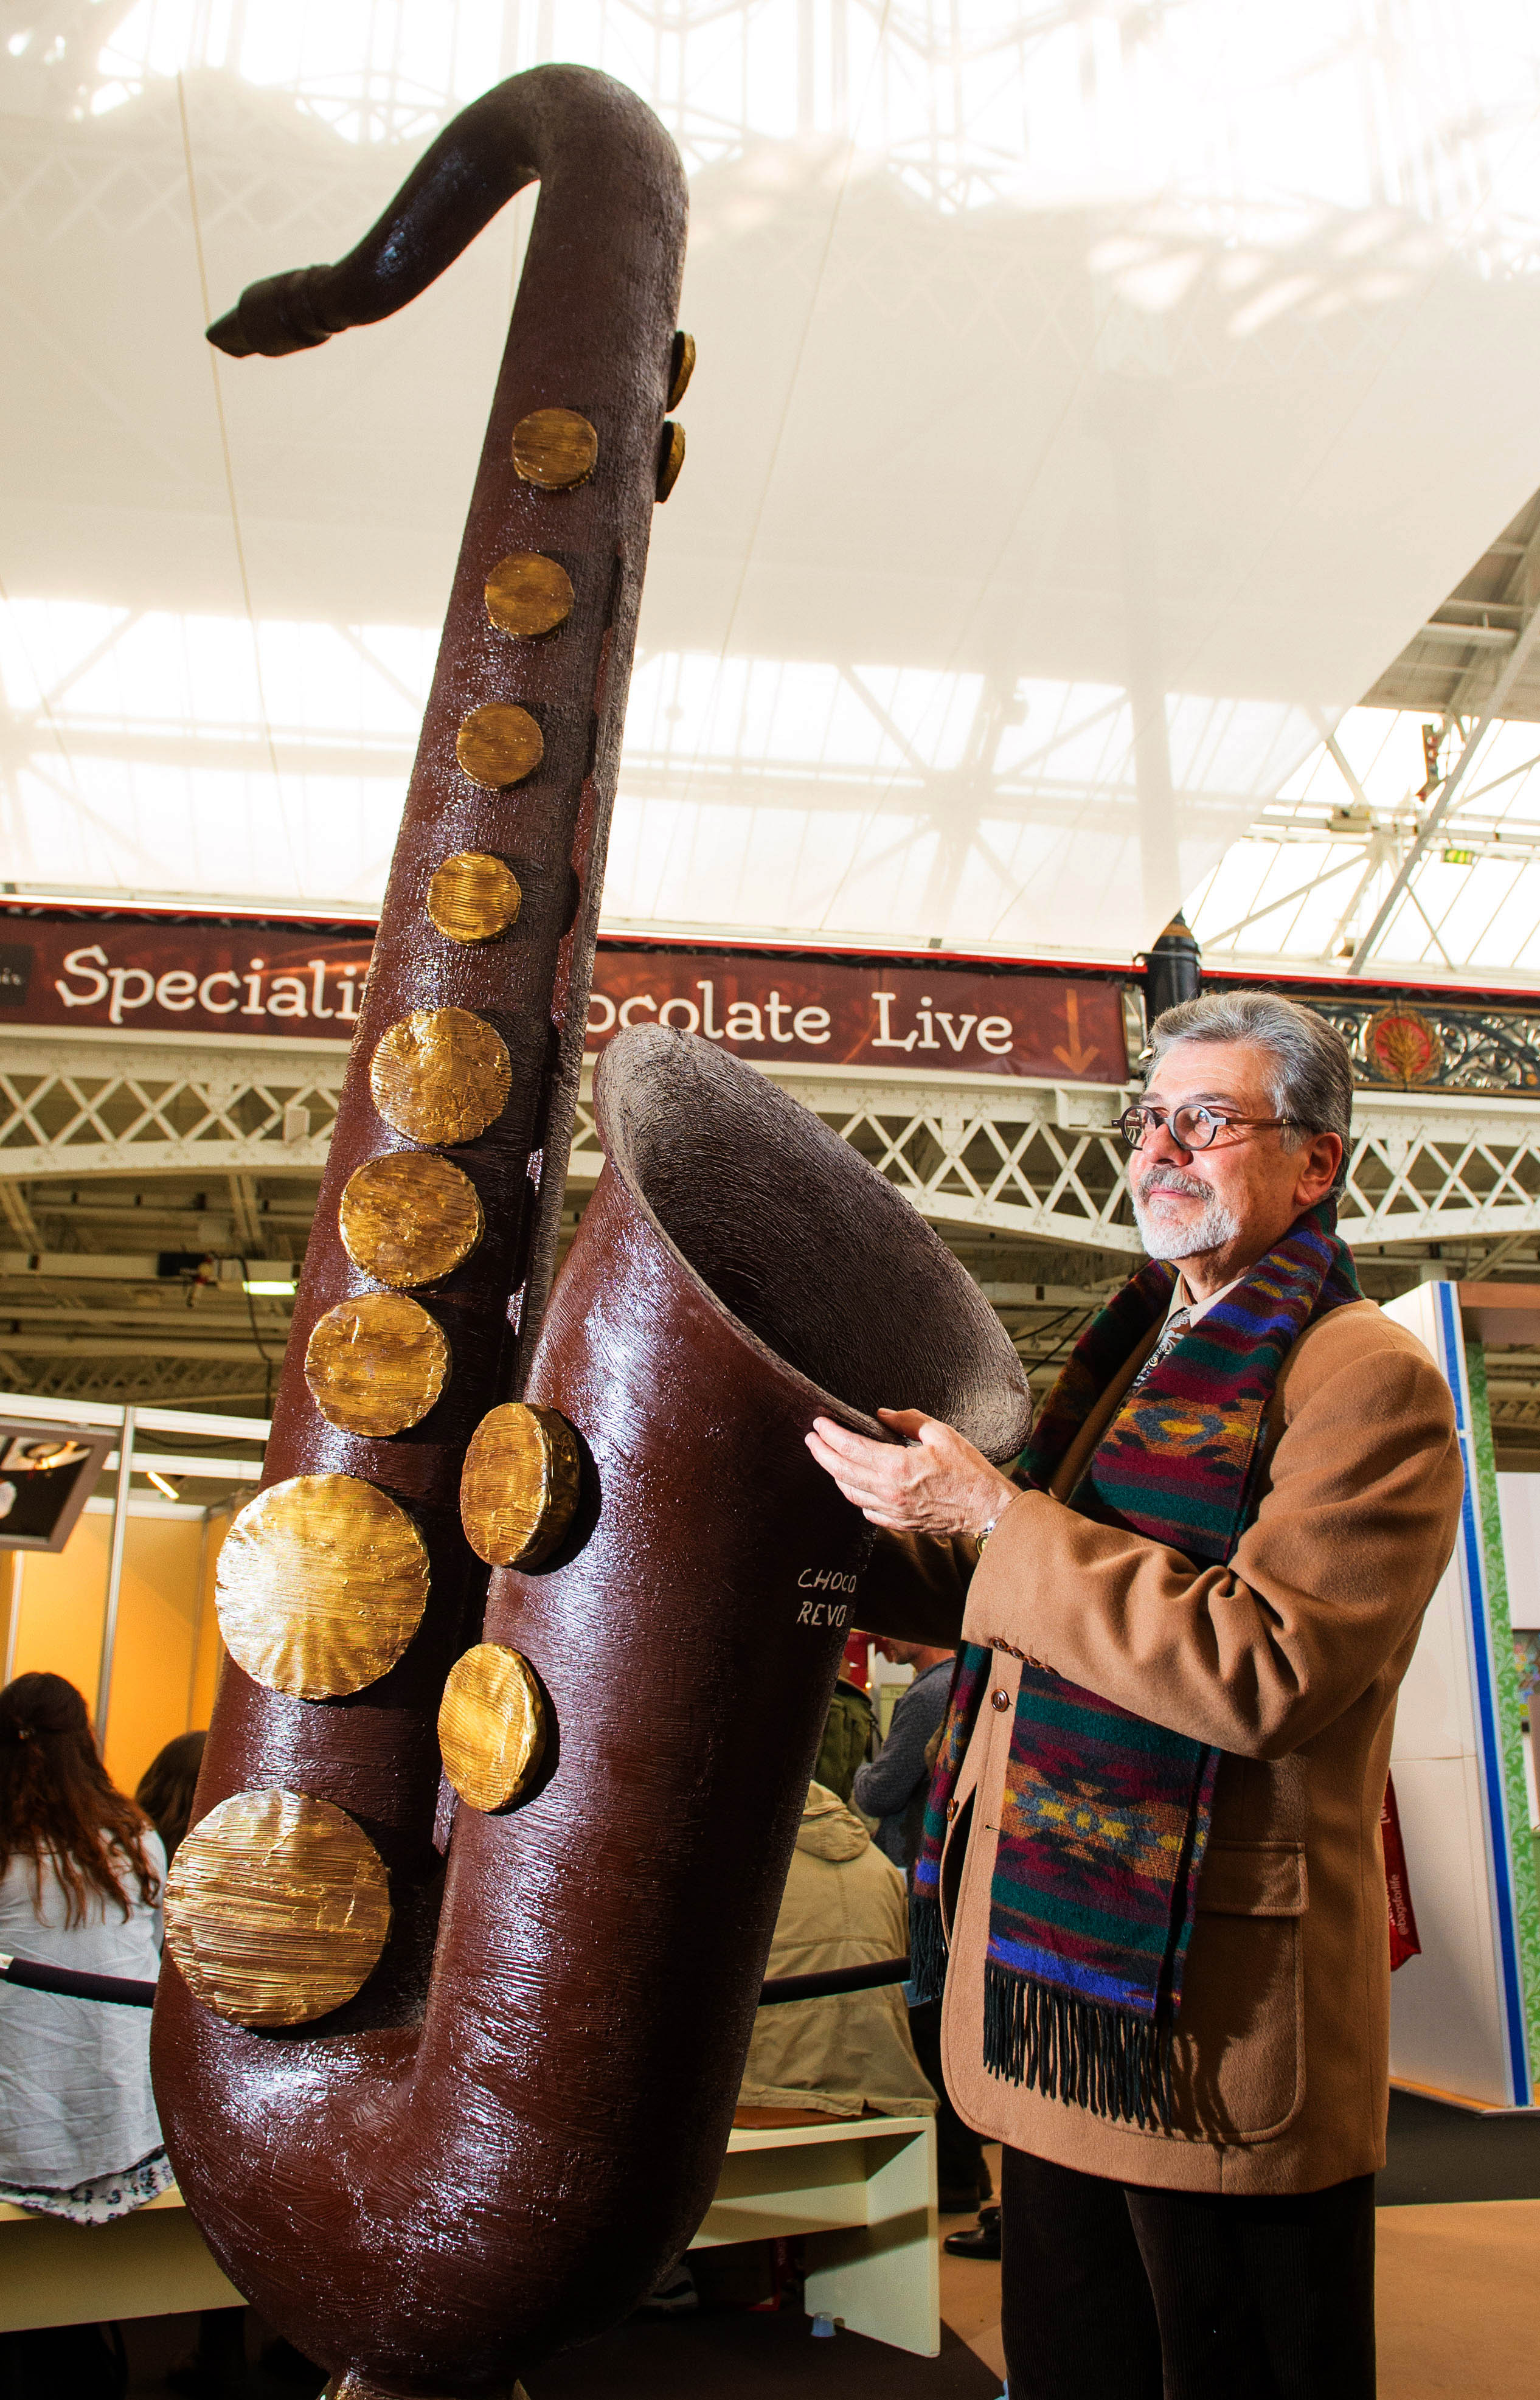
[1052,991,1101,1076]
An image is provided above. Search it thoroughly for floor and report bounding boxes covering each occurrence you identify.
[91,2095,1540,2397]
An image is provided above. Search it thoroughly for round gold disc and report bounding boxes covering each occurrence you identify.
[510,407,598,490]
[657,420,685,503]
[455,702,544,790]
[668,328,696,409]
[438,1643,547,1814]
[460,1402,581,1569]
[304,1294,449,1437]
[370,1008,511,1148]
[426,852,522,945]
[484,552,574,640]
[339,1152,483,1289]
[164,1788,391,2029]
[216,1472,429,1700]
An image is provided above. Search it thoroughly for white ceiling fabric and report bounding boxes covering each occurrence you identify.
[5,2,1540,961]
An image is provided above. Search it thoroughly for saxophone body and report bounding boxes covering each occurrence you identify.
[151,65,1032,2399]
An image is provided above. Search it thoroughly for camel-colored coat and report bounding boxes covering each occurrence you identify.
[871,1299,1463,2195]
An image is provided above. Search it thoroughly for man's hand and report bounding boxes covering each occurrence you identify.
[805,1407,1019,1538]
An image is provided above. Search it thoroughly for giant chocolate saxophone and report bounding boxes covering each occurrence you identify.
[151,64,1033,2400]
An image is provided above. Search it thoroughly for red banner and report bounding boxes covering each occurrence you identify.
[0,921,372,1039]
[586,949,1128,1082]
[0,917,1130,1084]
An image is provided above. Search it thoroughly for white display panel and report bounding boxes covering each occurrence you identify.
[1497,1476,1540,1632]
[6,5,1540,952]
[1386,1284,1533,2108]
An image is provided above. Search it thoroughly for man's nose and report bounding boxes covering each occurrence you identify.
[1141,1112,1193,1165]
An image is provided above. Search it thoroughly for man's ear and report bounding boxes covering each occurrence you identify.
[1297,1130,1343,1204]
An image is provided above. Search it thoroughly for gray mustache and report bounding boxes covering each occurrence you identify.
[1137,1170,1210,1199]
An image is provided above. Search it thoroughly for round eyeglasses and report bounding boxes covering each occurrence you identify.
[1117,1105,1296,1151]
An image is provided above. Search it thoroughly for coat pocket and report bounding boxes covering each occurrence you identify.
[1174,1843,1307,2144]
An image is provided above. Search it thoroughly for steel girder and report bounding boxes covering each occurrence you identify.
[7,1035,1540,1256]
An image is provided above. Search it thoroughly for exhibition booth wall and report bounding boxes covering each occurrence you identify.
[1388,1281,1540,2112]
[0,1499,231,1795]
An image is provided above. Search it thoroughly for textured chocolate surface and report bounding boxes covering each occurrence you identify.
[156,62,691,2399]
[153,62,1028,2400]
[162,1025,1029,2394]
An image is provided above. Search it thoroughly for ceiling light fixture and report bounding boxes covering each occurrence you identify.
[243,1264,296,1297]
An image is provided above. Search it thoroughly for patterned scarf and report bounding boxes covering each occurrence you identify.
[909,1200,1361,2129]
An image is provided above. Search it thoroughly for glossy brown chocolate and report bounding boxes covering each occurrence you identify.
[161,1026,1030,2394]
[153,62,1030,2400]
[153,61,690,2398]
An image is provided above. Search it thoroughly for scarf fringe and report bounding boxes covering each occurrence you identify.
[983,1960,1174,2132]
[907,1893,948,2004]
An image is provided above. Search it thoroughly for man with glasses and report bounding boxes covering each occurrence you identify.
[806,990,1462,2400]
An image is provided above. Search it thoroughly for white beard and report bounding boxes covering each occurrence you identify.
[1132,1171,1243,1261]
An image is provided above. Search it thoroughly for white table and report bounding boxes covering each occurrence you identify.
[0,2184,242,2331]
[0,2110,939,2359]
[693,2112,939,2356]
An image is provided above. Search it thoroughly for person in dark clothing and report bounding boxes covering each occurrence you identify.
[852,1637,988,2214]
[135,1730,206,1868]
[851,1640,953,1868]
[814,1679,874,1805]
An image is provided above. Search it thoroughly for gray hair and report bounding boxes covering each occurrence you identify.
[1147,990,1353,1190]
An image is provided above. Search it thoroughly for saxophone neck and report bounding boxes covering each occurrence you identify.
[207,64,684,359]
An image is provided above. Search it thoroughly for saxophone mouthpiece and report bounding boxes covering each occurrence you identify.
[204,307,251,358]
[205,268,333,360]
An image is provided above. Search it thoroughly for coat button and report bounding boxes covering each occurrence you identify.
[991,1688,1010,1711]
[947,1798,959,1821]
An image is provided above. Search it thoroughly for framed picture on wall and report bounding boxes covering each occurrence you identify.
[0,1422,114,1553]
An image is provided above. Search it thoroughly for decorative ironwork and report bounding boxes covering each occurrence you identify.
[1308,996,1540,1096]
[10,1036,1540,1263]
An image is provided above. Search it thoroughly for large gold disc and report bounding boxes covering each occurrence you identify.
[510,407,598,490]
[460,1402,581,1569]
[304,1294,449,1437]
[164,1789,391,2029]
[426,851,522,945]
[455,702,544,789]
[370,1008,511,1148]
[656,420,685,502]
[338,1152,483,1289]
[438,1643,547,1814]
[216,1473,429,1699]
[484,552,573,639]
[668,328,696,409]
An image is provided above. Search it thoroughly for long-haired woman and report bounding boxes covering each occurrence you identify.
[0,1672,171,2223]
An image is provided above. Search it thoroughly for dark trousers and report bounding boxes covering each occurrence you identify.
[1000,2146,1376,2400]
[907,1999,990,2202]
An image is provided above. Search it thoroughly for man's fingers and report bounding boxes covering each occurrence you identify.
[807,1415,893,1468]
[805,1427,876,1477]
[877,1407,929,1437]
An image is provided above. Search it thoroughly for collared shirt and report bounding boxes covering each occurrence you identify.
[1170,1268,1243,1328]
[1128,1271,1245,1402]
